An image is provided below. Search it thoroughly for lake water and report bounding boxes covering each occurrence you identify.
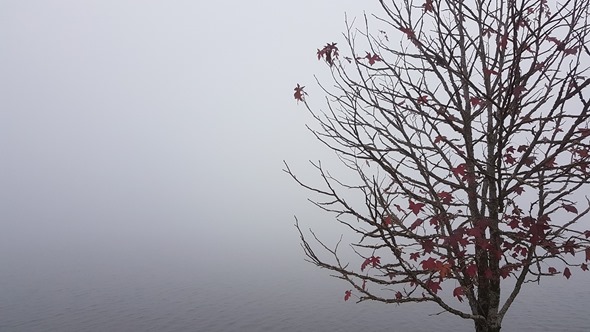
[2,231,589,332]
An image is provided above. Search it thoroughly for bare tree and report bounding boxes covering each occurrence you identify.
[288,1,590,331]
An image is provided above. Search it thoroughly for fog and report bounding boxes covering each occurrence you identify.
[2,2,589,331]
[0,0,384,304]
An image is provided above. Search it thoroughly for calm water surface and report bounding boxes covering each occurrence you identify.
[1,224,589,331]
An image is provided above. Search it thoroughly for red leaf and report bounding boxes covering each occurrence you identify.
[425,280,442,294]
[382,215,393,226]
[421,239,435,253]
[344,290,352,301]
[504,154,516,165]
[452,163,467,178]
[294,84,306,102]
[422,0,433,12]
[364,52,382,65]
[466,264,478,278]
[548,267,557,274]
[564,267,572,279]
[410,252,421,261]
[470,97,483,107]
[564,240,577,256]
[421,257,438,270]
[585,247,590,262]
[453,286,464,302]
[484,67,499,76]
[513,186,525,195]
[408,200,425,215]
[563,47,578,55]
[437,191,453,204]
[582,263,589,271]
[562,204,578,214]
[399,27,416,39]
[522,156,536,167]
[417,95,428,104]
[362,279,366,290]
[317,43,339,66]
[498,33,509,50]
[361,256,381,271]
[410,218,424,230]
[513,84,527,97]
[434,135,446,144]
[395,291,403,300]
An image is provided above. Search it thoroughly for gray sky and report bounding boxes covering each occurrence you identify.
[0,0,385,282]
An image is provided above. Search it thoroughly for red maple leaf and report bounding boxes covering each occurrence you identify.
[422,0,433,12]
[500,266,512,279]
[410,252,421,261]
[382,215,393,226]
[562,204,578,214]
[361,256,381,271]
[452,163,466,177]
[564,240,577,256]
[408,200,425,215]
[513,186,525,195]
[484,67,499,76]
[399,27,416,39]
[548,267,558,274]
[547,36,563,46]
[317,43,339,66]
[434,135,446,144]
[452,163,473,181]
[578,128,590,137]
[437,191,453,204]
[513,84,527,97]
[294,84,306,102]
[417,95,428,104]
[522,156,536,167]
[421,257,438,270]
[395,291,403,300]
[409,218,424,230]
[504,154,516,165]
[563,47,578,55]
[586,247,590,261]
[581,263,589,271]
[564,267,572,279]
[425,280,442,294]
[465,264,478,278]
[344,290,352,301]
[507,217,519,229]
[498,33,509,50]
[421,239,435,253]
[453,286,464,302]
[364,52,382,65]
[470,97,483,107]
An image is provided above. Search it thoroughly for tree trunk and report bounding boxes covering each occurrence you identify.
[475,321,501,332]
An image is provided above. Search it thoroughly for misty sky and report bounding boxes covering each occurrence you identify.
[0,0,389,284]
[3,2,590,331]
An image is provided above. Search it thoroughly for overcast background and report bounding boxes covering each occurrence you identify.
[1,1,589,331]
